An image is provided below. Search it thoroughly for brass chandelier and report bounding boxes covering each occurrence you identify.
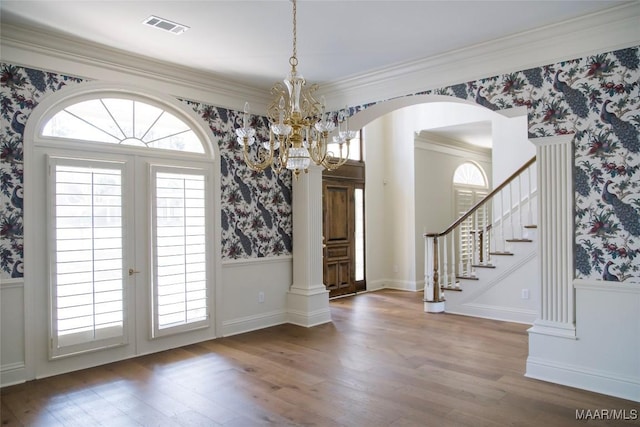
[235,0,355,178]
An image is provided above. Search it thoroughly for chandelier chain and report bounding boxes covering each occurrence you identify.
[290,0,297,68]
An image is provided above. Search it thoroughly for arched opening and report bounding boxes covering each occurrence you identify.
[341,95,533,295]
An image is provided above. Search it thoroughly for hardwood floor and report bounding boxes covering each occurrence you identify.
[2,290,638,426]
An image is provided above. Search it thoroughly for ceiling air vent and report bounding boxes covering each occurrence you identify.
[143,16,189,35]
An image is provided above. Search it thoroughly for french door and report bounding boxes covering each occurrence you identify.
[34,147,215,372]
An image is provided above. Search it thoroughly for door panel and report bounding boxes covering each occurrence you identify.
[49,158,129,357]
[323,181,356,298]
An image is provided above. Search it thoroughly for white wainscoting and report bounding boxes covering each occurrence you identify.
[1,278,26,386]
[527,279,640,402]
[220,256,292,337]
[1,256,294,387]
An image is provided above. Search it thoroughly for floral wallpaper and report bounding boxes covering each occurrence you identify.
[0,64,293,280]
[1,45,638,282]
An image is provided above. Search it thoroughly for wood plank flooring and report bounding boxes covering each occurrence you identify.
[2,290,638,426]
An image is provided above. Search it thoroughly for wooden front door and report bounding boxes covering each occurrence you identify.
[323,179,363,298]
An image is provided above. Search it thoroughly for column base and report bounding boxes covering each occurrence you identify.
[528,319,577,339]
[424,301,445,313]
[287,285,331,327]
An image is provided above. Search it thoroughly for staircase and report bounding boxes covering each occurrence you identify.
[423,156,539,323]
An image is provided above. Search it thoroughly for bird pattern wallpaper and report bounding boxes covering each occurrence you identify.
[0,63,292,280]
[407,46,639,283]
[1,46,639,283]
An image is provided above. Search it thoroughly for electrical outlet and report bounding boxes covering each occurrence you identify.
[258,291,265,303]
[521,289,529,300]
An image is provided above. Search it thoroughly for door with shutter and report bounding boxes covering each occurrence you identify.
[28,91,218,377]
[46,153,214,361]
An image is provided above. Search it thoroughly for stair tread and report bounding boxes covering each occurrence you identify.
[524,225,538,229]
[456,275,479,281]
[472,264,496,268]
[441,286,463,292]
[490,251,514,256]
[506,238,533,242]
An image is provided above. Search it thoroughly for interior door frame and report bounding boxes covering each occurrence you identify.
[322,161,366,298]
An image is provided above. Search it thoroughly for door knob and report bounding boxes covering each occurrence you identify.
[128,268,140,276]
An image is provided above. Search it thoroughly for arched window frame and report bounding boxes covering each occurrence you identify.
[452,161,488,189]
[33,87,216,160]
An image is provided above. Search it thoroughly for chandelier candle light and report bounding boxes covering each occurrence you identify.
[235,0,356,178]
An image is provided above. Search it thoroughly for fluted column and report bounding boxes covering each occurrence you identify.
[286,164,331,327]
[528,135,576,339]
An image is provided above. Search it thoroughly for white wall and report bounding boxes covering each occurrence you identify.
[220,258,292,336]
[491,109,535,184]
[0,280,25,386]
[527,280,640,402]
[363,119,390,290]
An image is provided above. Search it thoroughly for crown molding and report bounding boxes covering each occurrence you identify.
[321,2,640,109]
[2,2,638,113]
[0,23,271,112]
[415,132,492,159]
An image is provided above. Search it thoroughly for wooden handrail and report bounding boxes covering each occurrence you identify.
[425,156,536,238]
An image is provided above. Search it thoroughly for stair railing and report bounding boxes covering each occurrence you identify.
[424,156,537,305]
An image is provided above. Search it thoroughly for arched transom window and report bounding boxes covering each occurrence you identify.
[43,97,204,153]
[453,162,487,187]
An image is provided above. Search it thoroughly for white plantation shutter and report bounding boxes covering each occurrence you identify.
[50,159,127,355]
[152,167,209,336]
[456,189,475,269]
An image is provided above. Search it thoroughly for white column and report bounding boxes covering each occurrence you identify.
[286,164,332,327]
[528,134,576,339]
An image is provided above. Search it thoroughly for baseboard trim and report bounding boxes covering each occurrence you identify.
[1,362,26,387]
[287,308,332,328]
[221,310,288,337]
[446,303,537,325]
[371,279,422,292]
[526,356,640,403]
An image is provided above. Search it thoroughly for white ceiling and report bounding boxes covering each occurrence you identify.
[1,1,633,147]
[0,0,630,91]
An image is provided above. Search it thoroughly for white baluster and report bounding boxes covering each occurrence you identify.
[424,235,434,302]
[510,181,516,240]
[500,190,505,252]
[443,235,448,288]
[451,232,457,288]
[528,165,534,226]
[518,174,523,239]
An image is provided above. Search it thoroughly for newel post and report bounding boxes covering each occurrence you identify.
[424,233,445,313]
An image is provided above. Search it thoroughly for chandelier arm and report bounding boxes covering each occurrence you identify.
[308,131,328,165]
[242,135,275,172]
[273,137,289,174]
[323,140,351,171]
